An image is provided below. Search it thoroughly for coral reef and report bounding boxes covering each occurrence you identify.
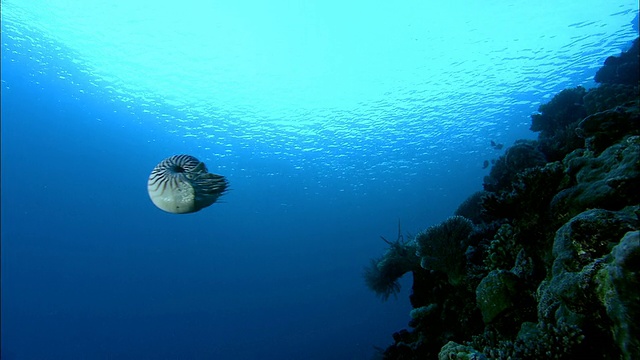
[364,223,421,300]
[595,231,640,359]
[583,83,639,115]
[455,191,489,225]
[594,38,639,86]
[415,216,475,286]
[550,134,640,221]
[483,223,520,271]
[365,37,640,359]
[530,87,587,136]
[530,87,587,161]
[482,140,547,193]
[576,102,640,154]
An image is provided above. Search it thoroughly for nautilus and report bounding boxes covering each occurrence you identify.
[147,155,229,214]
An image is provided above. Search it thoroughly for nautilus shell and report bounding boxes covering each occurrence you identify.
[147,155,229,214]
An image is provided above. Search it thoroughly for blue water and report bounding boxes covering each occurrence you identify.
[1,1,638,359]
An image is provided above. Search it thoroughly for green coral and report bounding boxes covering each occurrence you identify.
[595,231,640,359]
[534,207,639,357]
[438,341,487,360]
[511,321,585,359]
[475,270,519,324]
[550,137,640,221]
[467,321,584,359]
[408,304,439,330]
[551,208,638,273]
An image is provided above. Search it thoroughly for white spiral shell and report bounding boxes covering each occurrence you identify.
[147,155,228,214]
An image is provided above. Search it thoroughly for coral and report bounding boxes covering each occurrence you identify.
[594,38,639,86]
[438,341,487,360]
[551,208,639,274]
[529,86,588,161]
[364,231,420,301]
[416,216,475,286]
[382,329,417,359]
[534,208,639,358]
[467,321,585,359]
[377,218,485,359]
[576,100,640,154]
[371,37,640,360]
[408,304,438,329]
[510,248,536,280]
[482,161,566,229]
[483,140,547,193]
[583,84,640,115]
[595,231,640,359]
[454,191,489,225]
[511,321,585,359]
[475,270,520,324]
[484,223,521,271]
[530,87,587,135]
[363,256,403,300]
[550,137,640,220]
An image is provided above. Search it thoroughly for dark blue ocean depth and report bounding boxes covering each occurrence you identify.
[2,8,638,360]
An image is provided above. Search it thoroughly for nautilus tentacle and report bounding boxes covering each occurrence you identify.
[147,155,228,214]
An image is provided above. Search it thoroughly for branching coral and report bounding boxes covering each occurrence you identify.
[364,222,420,300]
[482,161,566,228]
[484,223,521,271]
[465,321,585,359]
[416,216,475,286]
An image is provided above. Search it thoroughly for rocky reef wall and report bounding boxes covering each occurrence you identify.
[365,38,639,359]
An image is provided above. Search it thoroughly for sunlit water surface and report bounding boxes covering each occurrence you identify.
[3,1,638,194]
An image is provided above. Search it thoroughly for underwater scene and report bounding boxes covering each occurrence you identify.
[1,1,639,359]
